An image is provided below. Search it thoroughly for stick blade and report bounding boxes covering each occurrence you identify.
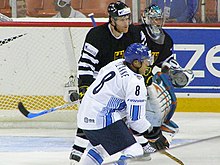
[18,102,30,117]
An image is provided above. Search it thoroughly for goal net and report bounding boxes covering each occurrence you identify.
[0,22,91,112]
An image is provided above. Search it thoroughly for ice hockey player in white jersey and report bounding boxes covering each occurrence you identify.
[77,43,169,165]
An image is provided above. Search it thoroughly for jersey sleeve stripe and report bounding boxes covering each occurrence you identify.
[130,105,141,121]
[78,62,95,71]
[78,70,94,76]
[140,31,147,45]
[81,53,99,64]
[105,113,113,126]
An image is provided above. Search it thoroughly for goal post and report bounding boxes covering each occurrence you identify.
[0,21,94,111]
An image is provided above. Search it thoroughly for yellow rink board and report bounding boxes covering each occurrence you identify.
[1,95,220,112]
[176,98,220,112]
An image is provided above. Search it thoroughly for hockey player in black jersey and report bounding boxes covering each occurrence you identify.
[139,4,193,84]
[138,4,175,71]
[69,1,147,164]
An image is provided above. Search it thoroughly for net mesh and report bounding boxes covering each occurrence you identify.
[0,23,89,111]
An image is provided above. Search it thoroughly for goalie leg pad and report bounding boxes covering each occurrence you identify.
[156,72,177,122]
[146,72,177,126]
[161,120,179,144]
[161,120,179,134]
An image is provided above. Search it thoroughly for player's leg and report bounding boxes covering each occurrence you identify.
[79,120,143,164]
[79,144,109,165]
[154,72,179,141]
[69,128,89,163]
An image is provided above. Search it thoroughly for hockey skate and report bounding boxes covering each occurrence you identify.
[134,143,153,161]
[69,149,83,165]
[142,142,157,154]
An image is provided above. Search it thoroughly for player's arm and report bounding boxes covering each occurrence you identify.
[124,77,168,151]
[124,78,151,132]
[78,29,100,99]
[159,35,194,88]
[152,33,179,73]
[128,102,169,151]
[130,24,147,46]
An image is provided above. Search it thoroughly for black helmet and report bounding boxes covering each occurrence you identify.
[108,1,131,18]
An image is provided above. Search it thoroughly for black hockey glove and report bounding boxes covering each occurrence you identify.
[143,66,153,86]
[143,127,169,151]
[79,85,89,100]
[69,92,79,102]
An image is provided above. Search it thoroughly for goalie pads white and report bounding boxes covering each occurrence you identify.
[146,82,172,127]
[146,84,162,127]
[146,72,177,126]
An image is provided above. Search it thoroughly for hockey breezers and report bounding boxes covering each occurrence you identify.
[18,101,79,119]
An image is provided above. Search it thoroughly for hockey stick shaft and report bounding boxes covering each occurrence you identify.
[88,13,97,27]
[18,101,79,119]
[160,150,184,165]
[0,13,13,22]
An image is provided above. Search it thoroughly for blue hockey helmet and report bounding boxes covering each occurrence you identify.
[124,43,153,65]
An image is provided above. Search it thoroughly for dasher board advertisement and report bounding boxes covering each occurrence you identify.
[166,27,220,95]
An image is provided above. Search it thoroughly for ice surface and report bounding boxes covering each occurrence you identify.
[0,112,220,165]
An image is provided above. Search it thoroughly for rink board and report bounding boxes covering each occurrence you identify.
[0,22,220,112]
[165,26,220,112]
[176,98,220,112]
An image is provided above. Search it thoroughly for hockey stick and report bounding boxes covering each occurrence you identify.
[18,101,79,119]
[103,149,182,165]
[0,13,13,22]
[88,13,97,27]
[159,135,220,164]
[160,150,184,165]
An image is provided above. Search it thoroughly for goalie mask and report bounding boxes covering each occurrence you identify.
[169,68,194,88]
[142,4,165,44]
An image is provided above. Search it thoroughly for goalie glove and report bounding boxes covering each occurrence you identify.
[143,127,169,151]
[161,59,181,74]
[143,66,153,86]
[169,68,194,88]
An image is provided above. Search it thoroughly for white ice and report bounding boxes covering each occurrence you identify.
[0,112,220,165]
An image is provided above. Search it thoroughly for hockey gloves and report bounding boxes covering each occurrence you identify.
[143,66,153,86]
[69,92,79,102]
[143,127,169,151]
[79,85,89,100]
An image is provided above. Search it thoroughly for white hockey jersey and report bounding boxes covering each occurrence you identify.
[77,59,151,134]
